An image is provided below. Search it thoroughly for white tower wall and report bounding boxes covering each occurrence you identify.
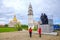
[28,3,34,29]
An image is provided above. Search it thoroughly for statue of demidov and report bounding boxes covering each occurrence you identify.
[40,13,48,24]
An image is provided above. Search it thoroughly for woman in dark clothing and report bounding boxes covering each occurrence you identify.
[29,27,32,38]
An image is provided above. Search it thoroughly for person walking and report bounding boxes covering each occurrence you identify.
[38,27,41,37]
[29,27,32,38]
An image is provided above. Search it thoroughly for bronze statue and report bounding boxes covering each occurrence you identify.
[40,13,48,24]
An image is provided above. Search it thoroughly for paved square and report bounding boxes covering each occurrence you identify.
[0,31,60,40]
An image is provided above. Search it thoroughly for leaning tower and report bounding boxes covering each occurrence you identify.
[28,3,34,29]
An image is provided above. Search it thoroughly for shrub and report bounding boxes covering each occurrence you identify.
[15,23,22,31]
[4,24,8,27]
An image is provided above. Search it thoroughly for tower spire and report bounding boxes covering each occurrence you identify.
[29,2,32,8]
[28,2,34,29]
[28,3,33,15]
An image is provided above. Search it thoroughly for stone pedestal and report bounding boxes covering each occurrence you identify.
[39,25,53,33]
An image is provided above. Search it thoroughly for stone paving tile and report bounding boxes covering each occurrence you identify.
[0,31,60,40]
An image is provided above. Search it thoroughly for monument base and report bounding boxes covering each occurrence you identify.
[39,24,53,33]
[36,24,58,35]
[33,31,57,35]
[42,32,57,35]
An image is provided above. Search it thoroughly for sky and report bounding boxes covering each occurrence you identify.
[0,0,60,25]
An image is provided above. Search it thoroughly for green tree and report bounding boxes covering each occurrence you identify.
[15,23,22,31]
[33,26,38,31]
[21,25,28,30]
[5,24,8,27]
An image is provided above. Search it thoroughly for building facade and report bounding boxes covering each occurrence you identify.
[8,14,21,27]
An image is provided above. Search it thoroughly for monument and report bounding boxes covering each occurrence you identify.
[40,13,48,24]
[38,13,57,35]
[39,13,53,33]
[28,3,34,29]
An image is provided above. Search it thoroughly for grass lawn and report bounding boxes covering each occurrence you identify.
[0,27,17,33]
[0,25,38,33]
[0,25,28,33]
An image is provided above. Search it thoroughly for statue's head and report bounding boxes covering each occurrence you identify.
[44,13,47,18]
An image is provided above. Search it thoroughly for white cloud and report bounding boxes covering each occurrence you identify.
[0,0,60,24]
[3,0,27,10]
[6,13,14,16]
[0,17,6,21]
[0,21,5,24]
[8,18,12,21]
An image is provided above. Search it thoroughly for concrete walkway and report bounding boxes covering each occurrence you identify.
[0,31,60,40]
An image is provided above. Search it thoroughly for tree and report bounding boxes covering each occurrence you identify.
[15,23,22,31]
[21,25,28,30]
[5,24,8,27]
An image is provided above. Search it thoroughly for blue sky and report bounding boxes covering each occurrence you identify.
[0,0,60,24]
